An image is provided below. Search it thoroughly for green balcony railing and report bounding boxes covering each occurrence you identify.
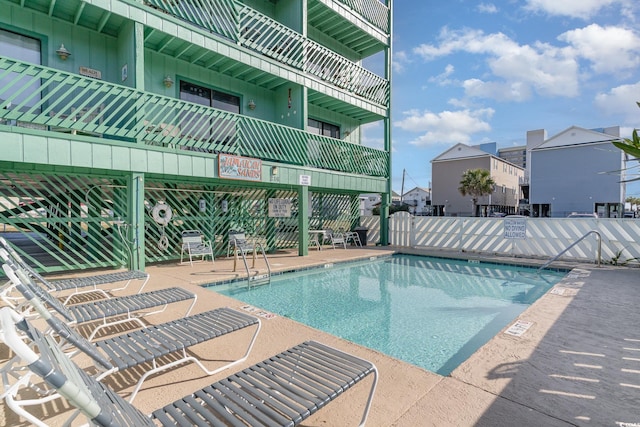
[335,0,390,33]
[144,0,390,105]
[239,7,389,105]
[0,58,389,178]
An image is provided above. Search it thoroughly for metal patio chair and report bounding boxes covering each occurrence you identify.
[180,229,215,266]
[326,229,347,249]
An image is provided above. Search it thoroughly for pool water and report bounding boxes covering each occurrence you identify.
[209,255,565,375]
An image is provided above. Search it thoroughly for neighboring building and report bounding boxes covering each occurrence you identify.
[431,143,524,216]
[498,146,527,170]
[402,187,431,215]
[0,0,392,272]
[528,126,625,218]
[360,193,382,216]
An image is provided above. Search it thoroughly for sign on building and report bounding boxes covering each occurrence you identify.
[268,198,292,218]
[219,154,262,181]
[299,175,311,186]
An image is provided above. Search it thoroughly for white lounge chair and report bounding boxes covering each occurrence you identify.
[1,252,196,340]
[0,236,149,304]
[3,268,261,404]
[0,306,378,427]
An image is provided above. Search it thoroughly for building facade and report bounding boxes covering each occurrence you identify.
[431,143,524,217]
[528,126,625,218]
[401,186,431,215]
[0,0,392,272]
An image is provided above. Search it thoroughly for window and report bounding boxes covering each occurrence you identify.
[0,29,41,114]
[179,81,240,152]
[308,118,340,139]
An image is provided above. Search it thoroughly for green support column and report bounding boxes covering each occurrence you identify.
[380,192,390,246]
[128,173,145,270]
[298,185,309,256]
[381,1,393,246]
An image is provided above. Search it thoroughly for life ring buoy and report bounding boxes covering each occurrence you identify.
[157,234,169,251]
[152,203,173,226]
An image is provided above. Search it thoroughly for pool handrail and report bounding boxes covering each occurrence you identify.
[538,230,601,271]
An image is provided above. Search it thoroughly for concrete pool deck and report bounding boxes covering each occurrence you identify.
[1,246,639,426]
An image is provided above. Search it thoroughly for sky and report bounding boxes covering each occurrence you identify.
[363,0,640,196]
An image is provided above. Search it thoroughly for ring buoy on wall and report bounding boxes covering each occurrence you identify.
[152,203,173,226]
[157,234,169,251]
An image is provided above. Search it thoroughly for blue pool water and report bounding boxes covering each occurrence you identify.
[209,255,566,375]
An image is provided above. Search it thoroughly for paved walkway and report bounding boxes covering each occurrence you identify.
[2,246,639,426]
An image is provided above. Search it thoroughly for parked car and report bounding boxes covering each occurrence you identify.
[567,212,598,218]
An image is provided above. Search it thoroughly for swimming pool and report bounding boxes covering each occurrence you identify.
[208,254,566,375]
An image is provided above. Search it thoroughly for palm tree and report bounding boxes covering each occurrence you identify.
[612,102,640,182]
[458,168,496,217]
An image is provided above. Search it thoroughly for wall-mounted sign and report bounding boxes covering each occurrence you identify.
[79,66,102,80]
[268,198,292,218]
[504,217,526,239]
[299,175,311,186]
[219,154,262,181]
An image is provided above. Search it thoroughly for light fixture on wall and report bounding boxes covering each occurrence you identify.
[56,44,71,60]
[271,166,279,176]
[163,75,174,88]
[248,99,256,110]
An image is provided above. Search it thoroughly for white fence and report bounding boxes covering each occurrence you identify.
[362,213,640,265]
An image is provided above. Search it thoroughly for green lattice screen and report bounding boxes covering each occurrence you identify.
[0,171,128,272]
[0,170,362,272]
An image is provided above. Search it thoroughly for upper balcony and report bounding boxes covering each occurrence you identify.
[0,58,389,178]
[7,0,389,116]
[308,0,389,55]
[144,0,390,107]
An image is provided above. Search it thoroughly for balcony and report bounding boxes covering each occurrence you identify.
[0,58,388,178]
[144,0,390,106]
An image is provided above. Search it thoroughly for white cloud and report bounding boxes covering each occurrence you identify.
[477,3,498,14]
[524,0,622,19]
[462,79,532,102]
[594,81,640,123]
[428,64,456,86]
[414,28,580,100]
[559,24,640,74]
[393,50,410,73]
[394,108,494,146]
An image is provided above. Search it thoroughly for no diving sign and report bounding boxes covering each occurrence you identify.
[504,217,526,239]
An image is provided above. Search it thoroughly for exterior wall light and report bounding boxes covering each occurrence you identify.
[248,99,256,110]
[163,75,174,88]
[271,166,278,176]
[56,44,71,60]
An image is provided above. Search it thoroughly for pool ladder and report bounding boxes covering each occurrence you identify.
[538,230,601,271]
[235,243,272,286]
